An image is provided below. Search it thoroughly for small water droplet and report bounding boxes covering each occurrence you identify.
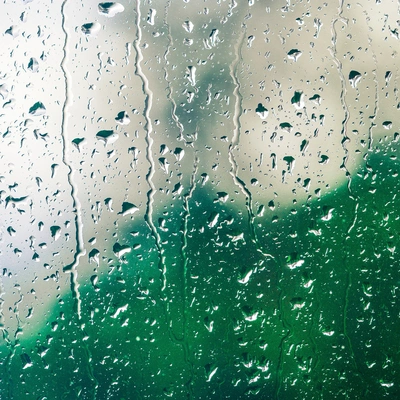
[81,22,101,36]
[216,192,229,202]
[113,243,131,258]
[5,25,20,38]
[205,364,218,382]
[288,48,302,61]
[208,212,219,228]
[182,20,194,33]
[291,91,304,109]
[158,157,170,174]
[349,70,362,88]
[383,121,392,129]
[98,2,125,17]
[186,66,196,86]
[50,226,61,241]
[147,8,156,25]
[27,58,39,72]
[72,137,85,151]
[118,202,139,216]
[96,130,119,145]
[29,102,46,116]
[115,111,130,125]
[255,103,268,119]
[21,354,33,369]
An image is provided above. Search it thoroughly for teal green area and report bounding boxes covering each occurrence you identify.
[1,143,400,399]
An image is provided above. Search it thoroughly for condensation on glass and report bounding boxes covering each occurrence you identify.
[0,0,399,398]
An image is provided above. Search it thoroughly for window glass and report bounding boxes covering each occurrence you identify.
[1,0,399,398]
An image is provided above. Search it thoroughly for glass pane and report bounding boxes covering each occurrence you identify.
[1,0,399,398]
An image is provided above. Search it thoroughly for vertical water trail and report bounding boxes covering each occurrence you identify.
[60,0,84,319]
[162,4,195,396]
[182,167,199,292]
[163,1,186,143]
[179,158,198,397]
[275,317,291,400]
[345,9,378,388]
[329,5,352,195]
[1,292,23,398]
[61,3,99,397]
[308,286,320,381]
[348,10,378,235]
[133,0,166,290]
[228,26,274,260]
[347,8,378,236]
[0,271,5,331]
[364,11,379,155]
[3,329,16,399]
[330,0,360,377]
[346,202,359,234]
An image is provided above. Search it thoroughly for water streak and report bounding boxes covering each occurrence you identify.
[163,1,186,143]
[179,157,198,398]
[364,10,379,154]
[61,3,99,397]
[133,0,166,290]
[60,0,85,319]
[228,25,274,260]
[329,6,352,195]
[330,0,360,379]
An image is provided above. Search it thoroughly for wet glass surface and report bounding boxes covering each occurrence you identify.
[1,0,400,398]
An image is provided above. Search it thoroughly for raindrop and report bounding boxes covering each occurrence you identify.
[186,66,196,86]
[247,35,255,47]
[209,29,220,47]
[385,70,392,84]
[27,58,39,72]
[105,198,114,212]
[279,122,293,133]
[319,155,329,164]
[7,226,16,236]
[287,48,302,61]
[96,130,119,145]
[88,249,100,265]
[81,22,101,36]
[158,157,170,174]
[173,147,184,161]
[115,111,130,125]
[291,91,304,109]
[182,20,194,33]
[309,93,321,104]
[72,137,85,151]
[205,364,218,382]
[255,103,268,119]
[216,192,229,203]
[118,202,139,216]
[90,275,100,291]
[98,2,124,17]
[147,8,156,25]
[208,212,219,228]
[172,182,183,195]
[5,25,20,37]
[383,121,392,129]
[300,139,309,154]
[349,70,362,88]
[50,226,61,241]
[29,102,46,116]
[20,354,33,369]
[113,243,131,257]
